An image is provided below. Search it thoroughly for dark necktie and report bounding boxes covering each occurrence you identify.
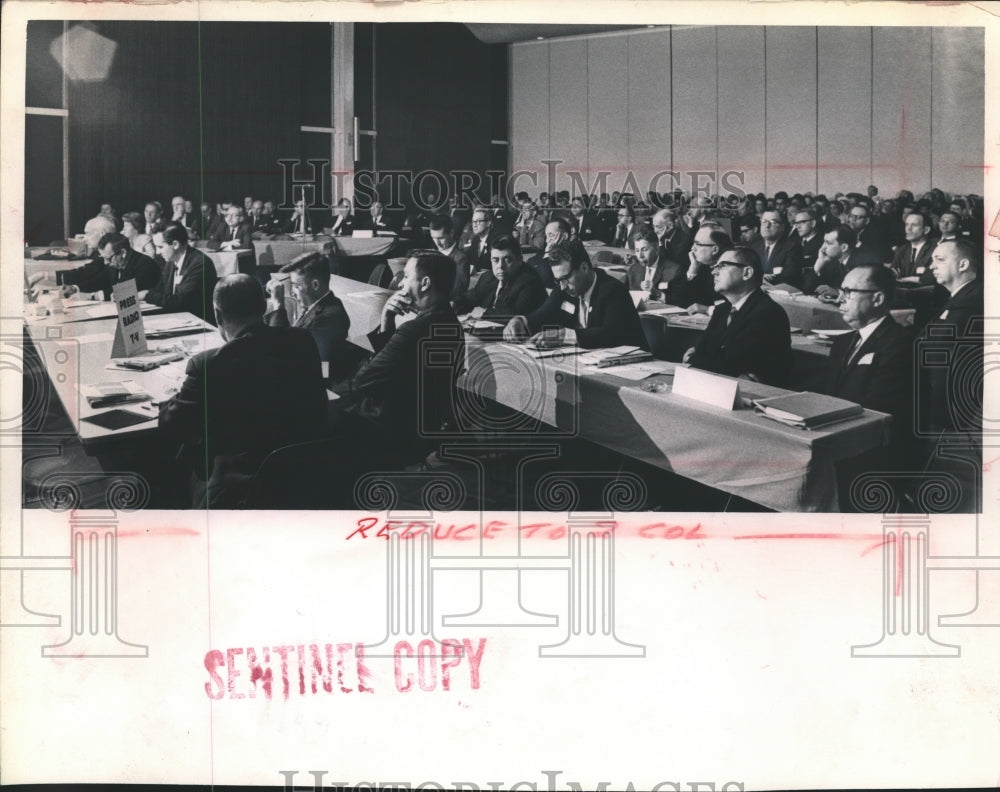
[910,246,917,267]
[726,307,736,327]
[842,332,862,371]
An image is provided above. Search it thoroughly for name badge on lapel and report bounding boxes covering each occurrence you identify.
[916,266,926,274]
[560,300,576,314]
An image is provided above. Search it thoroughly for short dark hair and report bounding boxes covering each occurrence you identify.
[739,215,760,232]
[428,214,452,234]
[729,246,764,284]
[939,210,962,226]
[829,225,857,248]
[280,251,329,282]
[490,234,522,260]
[793,208,817,222]
[851,263,897,305]
[547,241,590,270]
[617,205,635,220]
[162,222,189,246]
[98,232,129,254]
[704,229,734,253]
[549,216,573,236]
[214,274,266,320]
[633,229,660,250]
[774,191,789,201]
[411,251,456,293]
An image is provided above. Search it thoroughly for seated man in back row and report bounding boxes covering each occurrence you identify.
[683,246,791,387]
[504,241,646,350]
[452,235,548,326]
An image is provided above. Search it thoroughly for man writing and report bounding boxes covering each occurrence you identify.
[57,232,159,301]
[504,241,645,350]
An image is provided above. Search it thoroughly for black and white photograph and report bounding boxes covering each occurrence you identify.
[1,0,998,789]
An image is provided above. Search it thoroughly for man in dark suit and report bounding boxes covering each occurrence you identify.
[169,195,197,238]
[514,202,546,250]
[791,208,823,272]
[328,198,356,237]
[684,246,792,387]
[336,252,464,466]
[357,200,397,235]
[676,224,726,311]
[143,202,165,236]
[846,202,892,263]
[246,200,268,234]
[892,212,935,283]
[146,222,219,323]
[568,197,608,243]
[265,252,351,379]
[805,226,880,297]
[653,209,692,263]
[462,208,496,273]
[753,210,803,289]
[452,235,547,326]
[611,206,638,249]
[159,274,327,508]
[824,264,916,510]
[504,241,645,350]
[429,214,471,297]
[627,230,683,305]
[281,198,320,235]
[209,205,257,275]
[922,238,984,433]
[57,233,159,301]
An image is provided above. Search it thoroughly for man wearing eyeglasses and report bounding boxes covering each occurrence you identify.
[805,226,876,298]
[612,206,637,249]
[503,241,645,350]
[57,232,159,301]
[791,208,823,271]
[462,208,495,272]
[752,210,803,289]
[824,264,916,510]
[845,202,891,263]
[514,202,546,250]
[652,208,692,263]
[683,246,791,386]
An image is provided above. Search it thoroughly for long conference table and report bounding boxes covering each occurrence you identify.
[200,235,397,277]
[23,270,891,510]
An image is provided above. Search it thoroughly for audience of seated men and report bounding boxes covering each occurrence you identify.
[158,274,327,508]
[684,246,792,387]
[504,240,646,350]
[264,251,351,381]
[452,235,547,326]
[146,222,219,323]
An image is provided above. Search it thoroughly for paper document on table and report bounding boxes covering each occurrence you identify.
[519,343,587,358]
[643,304,689,315]
[596,360,678,381]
